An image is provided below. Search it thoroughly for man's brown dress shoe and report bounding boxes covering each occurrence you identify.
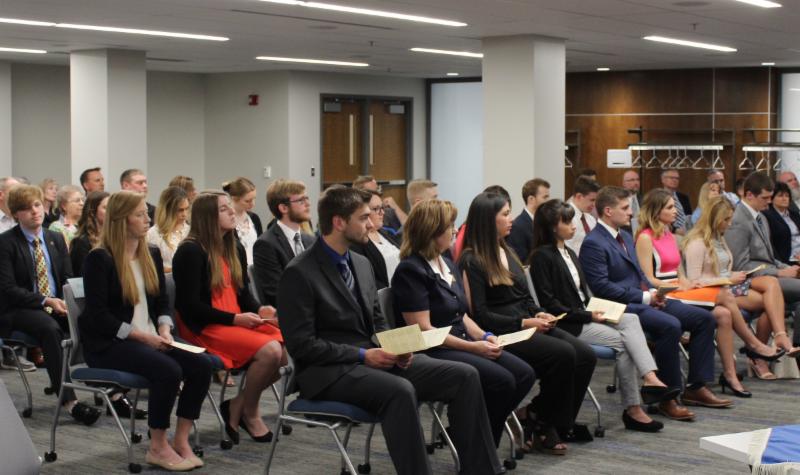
[657,399,695,421]
[682,386,733,408]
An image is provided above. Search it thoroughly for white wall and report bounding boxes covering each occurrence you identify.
[780,73,800,176]
[204,71,290,220]
[147,71,206,199]
[287,71,426,221]
[430,81,483,223]
[11,63,71,185]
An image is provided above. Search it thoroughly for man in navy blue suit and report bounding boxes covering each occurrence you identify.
[507,178,549,261]
[579,186,731,421]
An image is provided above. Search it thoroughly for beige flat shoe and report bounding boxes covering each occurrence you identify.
[145,451,195,472]
[187,454,204,469]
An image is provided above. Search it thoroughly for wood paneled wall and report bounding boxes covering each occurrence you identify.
[565,68,778,207]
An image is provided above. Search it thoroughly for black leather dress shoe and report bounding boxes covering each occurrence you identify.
[70,402,101,426]
[107,395,147,420]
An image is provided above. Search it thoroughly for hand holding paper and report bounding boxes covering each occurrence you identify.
[169,341,206,353]
[496,328,536,347]
[585,298,626,324]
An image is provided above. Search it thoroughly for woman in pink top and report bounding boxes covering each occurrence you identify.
[635,190,770,396]
[682,197,795,384]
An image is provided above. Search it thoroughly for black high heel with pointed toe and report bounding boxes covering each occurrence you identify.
[718,374,752,398]
[238,417,273,443]
[220,399,240,445]
[739,346,785,362]
[622,410,663,432]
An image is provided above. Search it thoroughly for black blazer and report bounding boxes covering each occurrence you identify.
[763,205,800,264]
[278,240,388,399]
[247,211,263,237]
[350,229,398,290]
[676,191,693,216]
[252,223,315,306]
[79,246,171,354]
[69,233,92,276]
[506,211,534,263]
[0,226,72,335]
[391,254,470,336]
[459,249,544,335]
[146,202,156,226]
[172,240,260,335]
[529,244,593,337]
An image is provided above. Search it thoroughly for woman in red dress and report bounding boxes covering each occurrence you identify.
[172,191,286,444]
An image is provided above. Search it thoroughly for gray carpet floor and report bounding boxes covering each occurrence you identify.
[5,350,800,474]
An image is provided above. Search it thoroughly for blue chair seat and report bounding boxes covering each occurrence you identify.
[591,344,616,360]
[288,399,379,424]
[7,331,38,347]
[71,368,149,389]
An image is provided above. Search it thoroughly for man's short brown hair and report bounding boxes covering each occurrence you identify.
[352,175,376,190]
[266,179,307,220]
[521,178,550,203]
[7,184,43,215]
[595,186,630,216]
[406,179,437,203]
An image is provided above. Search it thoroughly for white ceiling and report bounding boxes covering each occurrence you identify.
[0,0,797,77]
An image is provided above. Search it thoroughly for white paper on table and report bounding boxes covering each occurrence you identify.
[376,324,452,355]
[170,341,206,353]
[585,297,626,324]
[496,328,536,347]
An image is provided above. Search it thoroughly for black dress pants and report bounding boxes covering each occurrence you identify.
[506,327,596,431]
[85,340,212,429]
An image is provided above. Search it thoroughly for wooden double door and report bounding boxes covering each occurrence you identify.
[321,96,411,210]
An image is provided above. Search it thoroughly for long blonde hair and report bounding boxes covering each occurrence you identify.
[696,182,720,213]
[681,196,734,275]
[154,186,189,247]
[637,188,674,240]
[187,191,243,291]
[101,191,159,305]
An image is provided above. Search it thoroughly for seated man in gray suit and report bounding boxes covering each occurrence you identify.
[278,187,502,475]
[725,171,800,348]
[253,179,315,306]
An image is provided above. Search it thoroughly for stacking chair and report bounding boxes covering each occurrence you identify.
[264,354,379,475]
[46,279,149,473]
[0,331,42,418]
[0,377,41,475]
[524,267,610,437]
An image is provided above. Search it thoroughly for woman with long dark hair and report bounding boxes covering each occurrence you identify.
[530,199,677,432]
[172,191,286,444]
[458,192,596,452]
[70,191,109,275]
[81,191,212,471]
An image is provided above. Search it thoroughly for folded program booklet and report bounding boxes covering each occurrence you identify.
[376,324,452,355]
[169,341,206,353]
[496,328,536,347]
[585,297,626,324]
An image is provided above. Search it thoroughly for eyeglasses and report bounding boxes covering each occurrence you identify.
[369,206,384,214]
[287,196,310,204]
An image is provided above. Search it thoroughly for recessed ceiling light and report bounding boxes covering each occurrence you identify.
[734,0,781,8]
[597,67,610,71]
[410,47,483,58]
[762,62,776,66]
[446,72,459,76]
[0,46,47,54]
[257,0,467,27]
[0,17,228,41]
[643,35,737,52]
[256,55,369,66]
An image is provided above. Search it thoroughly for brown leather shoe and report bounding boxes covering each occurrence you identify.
[682,386,733,408]
[657,399,695,421]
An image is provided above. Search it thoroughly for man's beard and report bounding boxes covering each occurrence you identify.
[287,208,307,224]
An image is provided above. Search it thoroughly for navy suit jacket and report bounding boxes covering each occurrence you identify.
[578,223,652,304]
[507,210,534,263]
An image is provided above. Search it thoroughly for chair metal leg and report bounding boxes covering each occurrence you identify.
[6,346,33,417]
[102,391,137,469]
[339,424,353,473]
[586,387,605,437]
[270,384,292,435]
[129,389,142,443]
[205,390,232,449]
[429,402,459,472]
[44,382,67,462]
[360,423,375,472]
[331,424,357,475]
[264,416,285,475]
[503,422,517,469]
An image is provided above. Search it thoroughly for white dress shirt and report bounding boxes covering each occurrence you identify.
[0,209,14,233]
[565,200,596,256]
[277,220,304,257]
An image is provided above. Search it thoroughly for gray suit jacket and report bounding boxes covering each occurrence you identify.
[277,240,388,399]
[724,203,787,277]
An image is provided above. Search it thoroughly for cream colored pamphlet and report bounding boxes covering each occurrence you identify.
[170,341,206,353]
[496,328,536,347]
[585,298,626,324]
[744,264,767,276]
[376,324,452,355]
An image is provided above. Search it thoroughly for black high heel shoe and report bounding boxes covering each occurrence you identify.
[622,410,663,433]
[220,399,240,445]
[238,417,273,443]
[718,374,752,398]
[739,346,785,362]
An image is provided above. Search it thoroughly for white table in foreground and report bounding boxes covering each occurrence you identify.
[700,430,755,464]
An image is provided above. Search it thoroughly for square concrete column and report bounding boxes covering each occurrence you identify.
[0,62,11,177]
[70,49,147,188]
[482,35,566,200]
